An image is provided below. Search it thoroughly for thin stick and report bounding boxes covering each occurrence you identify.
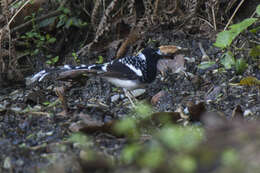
[224,0,245,31]
[211,6,217,31]
[198,42,209,60]
[7,0,31,27]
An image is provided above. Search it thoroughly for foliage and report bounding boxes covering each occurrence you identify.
[199,5,260,74]
[19,3,87,66]
[213,18,257,49]
[197,61,216,70]
[96,55,104,64]
[239,76,260,87]
[56,6,87,29]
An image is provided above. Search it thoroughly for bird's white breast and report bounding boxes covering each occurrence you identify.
[104,77,141,90]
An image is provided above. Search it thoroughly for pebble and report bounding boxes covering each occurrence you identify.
[131,89,146,97]
[111,94,120,102]
[3,157,11,169]
[243,109,252,117]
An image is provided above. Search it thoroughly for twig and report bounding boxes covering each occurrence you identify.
[11,9,62,33]
[27,111,50,116]
[10,0,68,33]
[224,0,245,31]
[7,0,31,27]
[198,42,209,60]
[198,17,214,29]
[211,6,217,31]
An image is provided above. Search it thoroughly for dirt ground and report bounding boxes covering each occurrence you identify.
[0,1,260,173]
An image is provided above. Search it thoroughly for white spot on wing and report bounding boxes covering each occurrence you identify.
[101,63,109,72]
[125,63,142,76]
[63,65,71,69]
[138,53,146,60]
[38,72,49,81]
[30,70,47,82]
[88,65,95,69]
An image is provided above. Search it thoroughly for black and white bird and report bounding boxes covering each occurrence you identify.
[29,47,164,105]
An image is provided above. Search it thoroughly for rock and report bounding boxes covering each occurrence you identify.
[111,94,120,102]
[3,157,11,169]
[131,89,146,97]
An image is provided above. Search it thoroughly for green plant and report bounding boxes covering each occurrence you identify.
[21,11,58,65]
[20,3,87,66]
[56,6,87,29]
[198,5,260,74]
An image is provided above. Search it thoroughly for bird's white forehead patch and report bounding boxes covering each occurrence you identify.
[138,52,146,60]
[125,63,143,76]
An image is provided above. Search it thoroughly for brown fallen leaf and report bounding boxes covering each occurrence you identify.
[159,45,182,55]
[187,102,206,122]
[139,112,182,127]
[157,54,185,75]
[55,86,69,115]
[151,90,166,105]
[69,113,116,134]
[116,29,141,58]
[231,105,244,120]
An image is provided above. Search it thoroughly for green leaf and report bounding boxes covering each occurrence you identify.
[42,101,50,106]
[213,30,234,48]
[249,45,260,58]
[220,51,235,69]
[57,15,66,28]
[229,18,257,33]
[175,155,197,172]
[122,144,141,163]
[158,125,204,151]
[235,58,248,74]
[249,26,260,33]
[114,118,136,134]
[134,103,153,118]
[221,149,239,166]
[68,133,89,147]
[46,60,52,64]
[214,18,257,49]
[47,37,56,43]
[198,61,216,70]
[256,4,260,16]
[52,56,59,63]
[62,8,71,14]
[65,18,73,28]
[96,56,104,64]
[38,17,57,28]
[138,146,164,168]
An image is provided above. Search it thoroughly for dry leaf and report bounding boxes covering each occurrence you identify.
[239,76,260,86]
[231,105,244,120]
[159,45,182,54]
[69,113,116,134]
[187,102,206,122]
[157,54,185,74]
[151,90,166,105]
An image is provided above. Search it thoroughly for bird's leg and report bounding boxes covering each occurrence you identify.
[123,88,136,107]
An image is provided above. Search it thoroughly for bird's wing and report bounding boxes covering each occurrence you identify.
[101,60,140,80]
